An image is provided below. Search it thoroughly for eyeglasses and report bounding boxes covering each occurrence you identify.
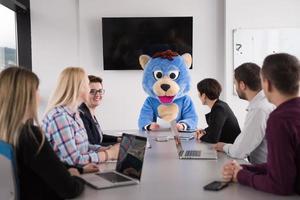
[89,89,105,95]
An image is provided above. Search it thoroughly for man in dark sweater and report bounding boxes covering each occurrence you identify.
[222,53,300,195]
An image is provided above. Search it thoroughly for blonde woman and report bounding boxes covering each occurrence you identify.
[0,67,84,199]
[42,67,119,166]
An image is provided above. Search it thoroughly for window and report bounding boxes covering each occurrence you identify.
[0,4,17,70]
[0,0,31,70]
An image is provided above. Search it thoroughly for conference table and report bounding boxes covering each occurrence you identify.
[74,129,299,200]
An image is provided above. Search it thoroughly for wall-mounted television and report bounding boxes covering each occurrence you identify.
[102,17,193,70]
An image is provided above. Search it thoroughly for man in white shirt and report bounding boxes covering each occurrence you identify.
[214,63,274,164]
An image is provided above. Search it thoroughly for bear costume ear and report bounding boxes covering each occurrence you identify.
[182,53,192,68]
[139,55,150,69]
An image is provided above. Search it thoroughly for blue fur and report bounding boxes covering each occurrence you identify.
[138,96,198,129]
[142,56,190,100]
[138,55,198,130]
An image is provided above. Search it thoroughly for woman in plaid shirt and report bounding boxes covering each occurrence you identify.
[42,67,119,166]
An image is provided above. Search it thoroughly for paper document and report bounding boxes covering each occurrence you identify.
[156,117,171,130]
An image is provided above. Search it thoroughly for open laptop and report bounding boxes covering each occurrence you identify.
[81,133,147,189]
[170,121,217,160]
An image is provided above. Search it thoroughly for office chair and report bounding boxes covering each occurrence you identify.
[0,140,18,200]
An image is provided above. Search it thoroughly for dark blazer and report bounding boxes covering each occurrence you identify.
[201,100,241,144]
[79,103,118,145]
[17,124,84,200]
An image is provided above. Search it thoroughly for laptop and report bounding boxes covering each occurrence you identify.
[81,133,147,189]
[170,121,217,160]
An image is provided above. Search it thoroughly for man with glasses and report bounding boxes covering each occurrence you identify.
[79,75,120,146]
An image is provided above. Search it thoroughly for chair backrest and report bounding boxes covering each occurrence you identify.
[0,140,18,200]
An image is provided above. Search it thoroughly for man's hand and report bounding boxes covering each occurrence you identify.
[213,142,226,152]
[232,160,243,182]
[222,160,243,182]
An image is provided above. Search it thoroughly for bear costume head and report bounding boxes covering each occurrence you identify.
[139,50,192,104]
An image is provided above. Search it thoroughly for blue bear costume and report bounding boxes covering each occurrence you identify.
[138,50,198,130]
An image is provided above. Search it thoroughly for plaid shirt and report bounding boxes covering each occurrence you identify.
[42,105,101,165]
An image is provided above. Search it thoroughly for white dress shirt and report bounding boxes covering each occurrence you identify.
[223,91,275,164]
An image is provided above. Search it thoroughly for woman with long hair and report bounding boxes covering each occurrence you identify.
[0,67,84,200]
[42,67,119,166]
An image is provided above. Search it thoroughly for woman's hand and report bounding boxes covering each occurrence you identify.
[68,168,80,177]
[83,163,99,173]
[195,129,205,140]
[106,143,120,160]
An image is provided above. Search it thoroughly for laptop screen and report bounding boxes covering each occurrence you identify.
[116,133,147,180]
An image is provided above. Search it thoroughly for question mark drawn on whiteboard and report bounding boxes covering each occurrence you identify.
[236,44,242,54]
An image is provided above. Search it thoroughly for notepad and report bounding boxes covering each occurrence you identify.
[156,117,171,130]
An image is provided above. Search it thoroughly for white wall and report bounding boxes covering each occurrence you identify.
[30,0,300,131]
[30,0,226,130]
[31,0,80,118]
[78,0,225,130]
[225,0,300,127]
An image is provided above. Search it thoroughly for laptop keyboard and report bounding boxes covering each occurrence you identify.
[185,150,201,157]
[97,172,131,183]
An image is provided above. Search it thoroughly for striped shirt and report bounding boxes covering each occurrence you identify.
[42,105,101,165]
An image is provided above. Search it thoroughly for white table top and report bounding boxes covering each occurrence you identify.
[74,130,299,200]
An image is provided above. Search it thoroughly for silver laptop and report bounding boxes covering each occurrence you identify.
[81,133,147,189]
[170,121,217,160]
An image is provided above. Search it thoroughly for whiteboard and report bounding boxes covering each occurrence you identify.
[233,28,300,69]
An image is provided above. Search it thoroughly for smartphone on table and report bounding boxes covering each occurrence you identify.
[203,181,229,191]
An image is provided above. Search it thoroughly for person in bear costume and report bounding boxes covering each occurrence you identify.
[138,50,198,131]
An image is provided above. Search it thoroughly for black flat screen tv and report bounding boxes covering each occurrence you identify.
[102,17,193,70]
